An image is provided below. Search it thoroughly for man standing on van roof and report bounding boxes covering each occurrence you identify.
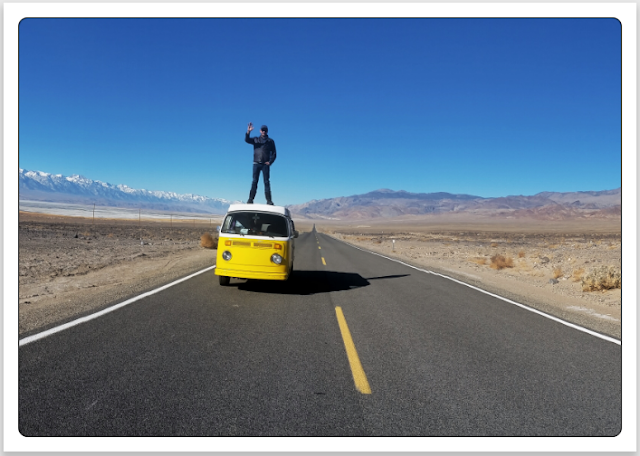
[245,122,277,205]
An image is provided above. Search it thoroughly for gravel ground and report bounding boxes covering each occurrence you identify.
[18,212,218,336]
[322,227,621,339]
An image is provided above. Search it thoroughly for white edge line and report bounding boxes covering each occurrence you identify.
[19,265,217,347]
[327,235,621,346]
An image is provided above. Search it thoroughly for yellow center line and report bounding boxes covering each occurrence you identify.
[322,257,326,265]
[335,307,371,394]
[318,246,321,249]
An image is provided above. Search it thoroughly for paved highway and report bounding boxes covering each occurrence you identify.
[19,228,622,436]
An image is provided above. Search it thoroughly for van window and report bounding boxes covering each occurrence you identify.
[221,212,289,237]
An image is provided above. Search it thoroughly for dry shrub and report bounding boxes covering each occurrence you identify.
[200,232,218,249]
[553,267,563,279]
[490,254,514,270]
[581,266,621,292]
[518,250,526,258]
[571,268,585,282]
[491,242,498,248]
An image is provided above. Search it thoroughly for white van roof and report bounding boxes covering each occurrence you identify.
[227,203,291,218]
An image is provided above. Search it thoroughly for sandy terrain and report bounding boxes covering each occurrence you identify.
[18,212,220,336]
[18,212,621,340]
[314,213,621,339]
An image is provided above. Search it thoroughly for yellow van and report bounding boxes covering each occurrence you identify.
[215,203,298,286]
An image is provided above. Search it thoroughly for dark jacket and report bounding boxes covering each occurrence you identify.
[245,132,277,165]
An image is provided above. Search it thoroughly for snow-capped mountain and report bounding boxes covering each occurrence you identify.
[19,169,237,214]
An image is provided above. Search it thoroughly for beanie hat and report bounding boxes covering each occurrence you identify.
[260,125,268,132]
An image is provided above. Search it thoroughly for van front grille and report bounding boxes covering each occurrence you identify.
[253,242,273,248]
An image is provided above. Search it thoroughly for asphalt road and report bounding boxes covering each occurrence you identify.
[19,228,622,436]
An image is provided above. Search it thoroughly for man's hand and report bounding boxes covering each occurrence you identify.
[247,122,254,133]
[265,162,270,166]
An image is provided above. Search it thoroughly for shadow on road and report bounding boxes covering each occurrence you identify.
[235,270,409,295]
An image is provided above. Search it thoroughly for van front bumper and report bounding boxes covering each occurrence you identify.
[215,266,289,281]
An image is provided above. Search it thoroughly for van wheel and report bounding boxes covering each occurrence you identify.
[219,276,230,286]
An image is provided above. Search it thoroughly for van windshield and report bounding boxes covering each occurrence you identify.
[221,212,289,237]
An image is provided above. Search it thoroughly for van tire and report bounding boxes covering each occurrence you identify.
[219,275,230,286]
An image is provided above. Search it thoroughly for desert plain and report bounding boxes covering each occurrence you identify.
[316,213,622,339]
[18,211,621,339]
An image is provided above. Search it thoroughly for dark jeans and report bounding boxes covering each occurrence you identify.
[249,162,272,201]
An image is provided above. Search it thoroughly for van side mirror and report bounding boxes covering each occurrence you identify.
[294,230,299,238]
[216,225,221,233]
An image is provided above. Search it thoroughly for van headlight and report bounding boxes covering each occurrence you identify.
[222,251,232,261]
[271,253,283,264]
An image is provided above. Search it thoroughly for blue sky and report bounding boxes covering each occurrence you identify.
[19,17,622,205]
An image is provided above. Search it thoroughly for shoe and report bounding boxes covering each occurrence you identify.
[267,201,274,205]
[247,199,253,204]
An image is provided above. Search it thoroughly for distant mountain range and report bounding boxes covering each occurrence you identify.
[19,169,238,214]
[19,168,621,220]
[287,188,622,220]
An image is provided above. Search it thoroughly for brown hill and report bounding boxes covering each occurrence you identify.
[287,188,621,221]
